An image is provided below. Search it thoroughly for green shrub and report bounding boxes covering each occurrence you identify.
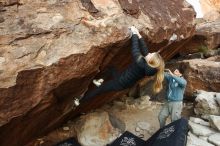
[198,45,209,54]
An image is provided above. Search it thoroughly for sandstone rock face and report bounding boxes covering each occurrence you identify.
[196,21,220,50]
[200,0,220,21]
[180,21,220,55]
[0,0,195,145]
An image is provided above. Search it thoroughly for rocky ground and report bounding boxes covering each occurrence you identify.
[187,90,220,146]
[27,90,220,146]
[27,96,194,146]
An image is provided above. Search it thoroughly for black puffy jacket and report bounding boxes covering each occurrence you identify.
[117,34,157,88]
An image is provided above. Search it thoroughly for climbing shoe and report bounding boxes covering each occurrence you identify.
[93,78,104,87]
[73,98,80,106]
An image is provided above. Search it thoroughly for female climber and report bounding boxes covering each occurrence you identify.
[74,26,165,106]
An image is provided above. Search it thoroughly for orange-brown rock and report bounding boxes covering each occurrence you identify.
[0,0,195,145]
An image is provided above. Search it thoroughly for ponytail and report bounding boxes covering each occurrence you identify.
[152,53,165,93]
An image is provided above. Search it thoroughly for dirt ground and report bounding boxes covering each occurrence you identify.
[102,96,194,140]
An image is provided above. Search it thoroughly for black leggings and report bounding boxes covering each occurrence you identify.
[80,67,125,103]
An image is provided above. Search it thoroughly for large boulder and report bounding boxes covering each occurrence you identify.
[194,90,220,117]
[75,112,123,146]
[166,57,220,97]
[179,21,220,55]
[196,21,220,52]
[178,0,220,56]
[0,0,195,145]
[200,0,220,21]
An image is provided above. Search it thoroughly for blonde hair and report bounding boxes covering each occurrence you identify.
[148,53,165,93]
